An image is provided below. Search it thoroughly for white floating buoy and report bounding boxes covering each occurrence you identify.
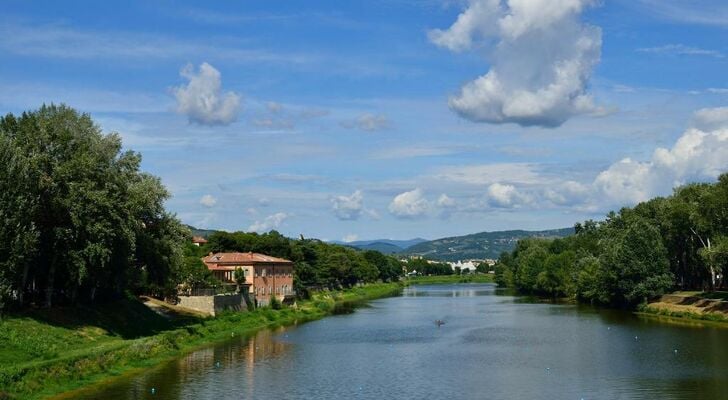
[634,336,638,340]
[151,387,156,395]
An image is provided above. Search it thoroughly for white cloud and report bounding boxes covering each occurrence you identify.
[340,113,390,131]
[637,44,724,59]
[436,193,457,218]
[173,62,241,126]
[199,194,217,208]
[543,180,590,206]
[486,182,529,208]
[594,108,728,205]
[437,193,456,208]
[692,107,728,131]
[389,189,430,218]
[708,88,728,94]
[430,0,605,127]
[331,190,364,220]
[342,234,359,243]
[248,212,289,233]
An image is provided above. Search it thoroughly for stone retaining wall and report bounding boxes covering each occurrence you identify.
[177,293,249,316]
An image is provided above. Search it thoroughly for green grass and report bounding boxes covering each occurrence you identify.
[405,274,494,285]
[638,304,728,326]
[0,282,403,399]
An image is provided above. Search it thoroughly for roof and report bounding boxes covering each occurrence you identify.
[192,236,208,244]
[202,252,293,266]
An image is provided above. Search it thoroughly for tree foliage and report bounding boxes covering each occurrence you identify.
[0,105,187,308]
[495,174,728,307]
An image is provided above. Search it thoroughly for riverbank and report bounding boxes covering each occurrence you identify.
[0,282,403,400]
[405,274,493,285]
[639,292,728,326]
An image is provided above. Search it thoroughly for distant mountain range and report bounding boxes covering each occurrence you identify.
[332,238,429,254]
[403,228,574,261]
[187,224,574,261]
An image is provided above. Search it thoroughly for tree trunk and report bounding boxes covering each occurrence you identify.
[707,237,716,291]
[18,262,30,306]
[45,262,55,308]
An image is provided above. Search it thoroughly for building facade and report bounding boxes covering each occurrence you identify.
[202,252,295,306]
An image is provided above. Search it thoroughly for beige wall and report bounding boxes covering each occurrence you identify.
[178,293,249,316]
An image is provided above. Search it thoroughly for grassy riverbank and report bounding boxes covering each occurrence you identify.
[406,274,494,285]
[638,291,728,327]
[0,282,403,399]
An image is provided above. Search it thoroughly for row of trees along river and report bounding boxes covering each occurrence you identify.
[495,174,728,306]
[0,105,408,313]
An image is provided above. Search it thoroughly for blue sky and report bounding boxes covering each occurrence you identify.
[2,0,727,241]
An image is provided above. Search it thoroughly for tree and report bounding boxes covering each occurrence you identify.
[599,218,673,305]
[0,105,185,308]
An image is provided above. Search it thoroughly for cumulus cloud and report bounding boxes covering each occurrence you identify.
[437,193,456,208]
[331,190,365,220]
[543,181,590,206]
[430,0,605,127]
[389,189,430,218]
[199,194,217,207]
[486,182,530,208]
[594,108,728,205]
[341,113,390,131]
[173,62,241,125]
[248,212,289,233]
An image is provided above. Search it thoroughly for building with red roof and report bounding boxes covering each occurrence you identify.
[202,252,294,306]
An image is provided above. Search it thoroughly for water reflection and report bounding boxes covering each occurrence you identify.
[73,283,728,400]
[72,328,292,400]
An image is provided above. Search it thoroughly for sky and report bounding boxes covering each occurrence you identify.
[1,0,727,242]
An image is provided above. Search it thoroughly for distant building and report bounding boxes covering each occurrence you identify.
[449,260,478,272]
[202,252,295,306]
[192,236,208,246]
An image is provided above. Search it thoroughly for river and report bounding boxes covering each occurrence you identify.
[73,283,728,399]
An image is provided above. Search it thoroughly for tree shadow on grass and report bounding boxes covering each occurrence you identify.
[9,299,203,340]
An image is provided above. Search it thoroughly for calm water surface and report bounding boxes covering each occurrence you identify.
[75,284,728,399]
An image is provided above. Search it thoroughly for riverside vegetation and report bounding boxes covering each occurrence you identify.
[495,174,728,312]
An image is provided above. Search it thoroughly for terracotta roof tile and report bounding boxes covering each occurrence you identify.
[202,252,293,265]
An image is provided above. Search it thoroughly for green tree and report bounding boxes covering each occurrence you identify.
[599,218,673,305]
[0,105,185,308]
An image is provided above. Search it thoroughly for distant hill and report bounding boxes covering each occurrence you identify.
[404,228,574,261]
[186,225,218,238]
[350,242,406,254]
[332,238,428,254]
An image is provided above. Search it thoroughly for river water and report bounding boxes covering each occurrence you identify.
[74,284,728,399]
